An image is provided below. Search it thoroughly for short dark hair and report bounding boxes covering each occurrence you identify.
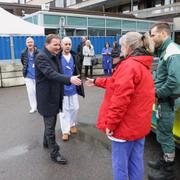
[45,34,60,44]
[150,23,171,35]
[105,42,110,48]
[113,41,118,49]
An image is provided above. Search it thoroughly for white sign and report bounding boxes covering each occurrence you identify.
[41,3,50,11]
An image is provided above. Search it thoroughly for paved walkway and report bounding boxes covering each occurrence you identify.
[0,86,179,180]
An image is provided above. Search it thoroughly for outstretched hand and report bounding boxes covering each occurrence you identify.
[106,128,113,136]
[85,78,95,87]
[70,75,81,86]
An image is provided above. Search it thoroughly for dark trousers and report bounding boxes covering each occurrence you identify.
[156,102,175,153]
[43,115,59,158]
[85,66,93,77]
[79,58,83,76]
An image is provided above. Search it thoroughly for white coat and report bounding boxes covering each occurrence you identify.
[83,45,95,66]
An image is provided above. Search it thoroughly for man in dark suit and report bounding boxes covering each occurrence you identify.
[35,34,81,165]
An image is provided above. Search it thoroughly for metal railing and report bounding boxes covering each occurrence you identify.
[67,0,107,9]
[128,2,180,18]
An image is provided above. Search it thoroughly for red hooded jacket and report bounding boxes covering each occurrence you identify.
[95,53,155,140]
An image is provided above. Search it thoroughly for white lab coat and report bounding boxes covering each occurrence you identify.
[83,45,95,66]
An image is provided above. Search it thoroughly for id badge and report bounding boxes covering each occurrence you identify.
[66,66,71,70]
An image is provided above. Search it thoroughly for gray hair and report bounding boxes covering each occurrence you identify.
[62,37,72,45]
[120,32,154,54]
[26,37,34,43]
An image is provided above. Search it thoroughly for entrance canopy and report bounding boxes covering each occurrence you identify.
[0,7,44,35]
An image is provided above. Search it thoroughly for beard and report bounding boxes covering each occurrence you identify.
[154,39,163,48]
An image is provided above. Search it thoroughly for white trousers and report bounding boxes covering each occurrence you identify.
[24,78,37,110]
[59,94,79,134]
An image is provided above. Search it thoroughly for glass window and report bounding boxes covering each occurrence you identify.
[106,29,121,36]
[66,0,76,6]
[155,0,162,7]
[149,22,156,29]
[133,1,138,11]
[33,16,38,24]
[45,29,58,35]
[122,31,128,35]
[65,29,75,36]
[174,32,180,45]
[55,0,64,7]
[121,4,130,13]
[88,28,105,36]
[76,30,87,36]
[136,21,150,31]
[44,15,65,26]
[25,17,33,23]
[88,18,105,27]
[146,1,153,8]
[164,0,171,4]
[106,19,121,29]
[133,5,138,11]
[67,16,87,26]
[122,20,136,30]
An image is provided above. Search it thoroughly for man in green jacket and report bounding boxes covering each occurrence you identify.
[148,23,180,180]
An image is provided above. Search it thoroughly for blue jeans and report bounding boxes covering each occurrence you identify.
[112,138,145,180]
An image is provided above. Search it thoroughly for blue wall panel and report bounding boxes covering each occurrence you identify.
[0,37,11,60]
[13,36,46,59]
[13,36,27,59]
[71,37,81,53]
[0,36,118,61]
[33,36,46,49]
[71,36,116,54]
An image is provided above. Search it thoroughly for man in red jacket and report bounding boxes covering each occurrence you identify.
[86,32,155,180]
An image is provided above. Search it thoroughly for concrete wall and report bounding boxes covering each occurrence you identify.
[0,62,24,87]
[0,58,104,88]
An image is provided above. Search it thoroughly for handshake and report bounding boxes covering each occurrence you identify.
[70,75,82,86]
[70,75,95,87]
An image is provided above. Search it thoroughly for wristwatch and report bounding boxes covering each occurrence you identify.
[93,78,96,84]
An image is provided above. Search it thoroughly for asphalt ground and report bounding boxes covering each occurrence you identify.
[0,85,179,180]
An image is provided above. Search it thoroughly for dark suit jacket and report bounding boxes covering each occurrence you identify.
[35,47,71,117]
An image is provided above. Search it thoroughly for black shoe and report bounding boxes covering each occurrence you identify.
[148,158,165,170]
[148,170,175,180]
[51,154,67,165]
[148,161,175,180]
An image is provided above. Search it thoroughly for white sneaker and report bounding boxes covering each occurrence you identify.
[29,109,37,113]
